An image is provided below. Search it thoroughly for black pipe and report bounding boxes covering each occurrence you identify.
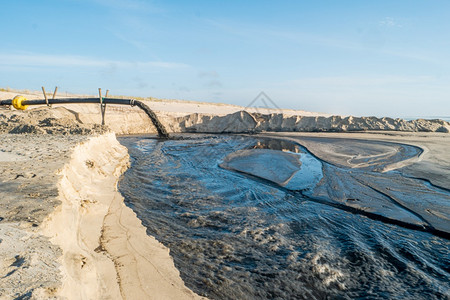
[0,98,170,139]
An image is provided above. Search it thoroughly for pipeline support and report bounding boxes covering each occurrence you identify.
[0,97,170,139]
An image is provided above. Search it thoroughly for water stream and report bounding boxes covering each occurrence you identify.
[118,134,449,299]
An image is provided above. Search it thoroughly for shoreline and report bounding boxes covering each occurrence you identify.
[41,133,203,299]
[0,132,203,299]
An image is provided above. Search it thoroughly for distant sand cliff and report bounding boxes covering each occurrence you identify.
[1,102,449,136]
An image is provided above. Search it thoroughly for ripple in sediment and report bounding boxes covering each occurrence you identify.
[118,134,450,299]
[220,137,450,236]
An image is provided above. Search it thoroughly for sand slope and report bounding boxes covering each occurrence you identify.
[41,133,203,299]
[0,133,203,299]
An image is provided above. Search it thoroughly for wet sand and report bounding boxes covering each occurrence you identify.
[260,132,450,236]
[117,133,450,299]
[261,131,450,190]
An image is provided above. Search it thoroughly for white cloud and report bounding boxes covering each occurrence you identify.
[92,0,162,12]
[0,53,189,69]
[205,19,439,63]
[111,31,148,51]
[379,17,403,28]
[198,71,219,79]
[281,75,435,87]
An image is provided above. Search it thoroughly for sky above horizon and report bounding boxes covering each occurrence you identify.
[1,0,449,117]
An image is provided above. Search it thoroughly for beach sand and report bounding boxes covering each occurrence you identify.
[0,89,449,299]
[0,133,203,299]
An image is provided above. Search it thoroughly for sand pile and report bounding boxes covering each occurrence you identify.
[2,87,449,135]
[0,106,107,135]
[172,111,450,133]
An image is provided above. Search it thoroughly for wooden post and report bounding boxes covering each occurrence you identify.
[52,86,58,99]
[99,88,106,126]
[42,86,51,108]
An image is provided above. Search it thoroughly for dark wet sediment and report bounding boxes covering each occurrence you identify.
[119,134,450,299]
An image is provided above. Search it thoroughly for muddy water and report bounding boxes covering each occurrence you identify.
[118,134,449,300]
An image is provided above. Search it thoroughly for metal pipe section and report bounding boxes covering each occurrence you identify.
[0,98,170,139]
[2,98,133,106]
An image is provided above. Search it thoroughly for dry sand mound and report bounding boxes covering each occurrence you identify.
[2,100,449,135]
[0,106,107,135]
[176,111,450,134]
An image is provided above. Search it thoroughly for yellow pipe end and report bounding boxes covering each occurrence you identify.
[12,95,28,110]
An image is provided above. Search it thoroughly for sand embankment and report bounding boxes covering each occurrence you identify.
[41,133,202,299]
[2,90,449,135]
[0,131,203,299]
[2,104,449,135]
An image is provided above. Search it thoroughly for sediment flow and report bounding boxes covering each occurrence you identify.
[118,134,450,299]
[222,136,450,236]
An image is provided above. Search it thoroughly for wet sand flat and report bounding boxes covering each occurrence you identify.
[261,131,450,189]
[260,132,450,236]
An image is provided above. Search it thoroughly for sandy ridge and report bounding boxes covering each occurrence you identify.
[40,133,203,299]
[3,90,449,135]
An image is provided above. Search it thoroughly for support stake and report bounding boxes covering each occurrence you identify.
[42,86,51,108]
[52,87,58,100]
[99,88,106,126]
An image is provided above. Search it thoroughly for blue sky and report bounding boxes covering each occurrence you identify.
[1,0,449,117]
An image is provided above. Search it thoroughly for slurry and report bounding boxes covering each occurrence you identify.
[119,134,449,300]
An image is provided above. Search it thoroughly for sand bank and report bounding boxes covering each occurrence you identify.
[0,133,203,299]
[2,90,449,135]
